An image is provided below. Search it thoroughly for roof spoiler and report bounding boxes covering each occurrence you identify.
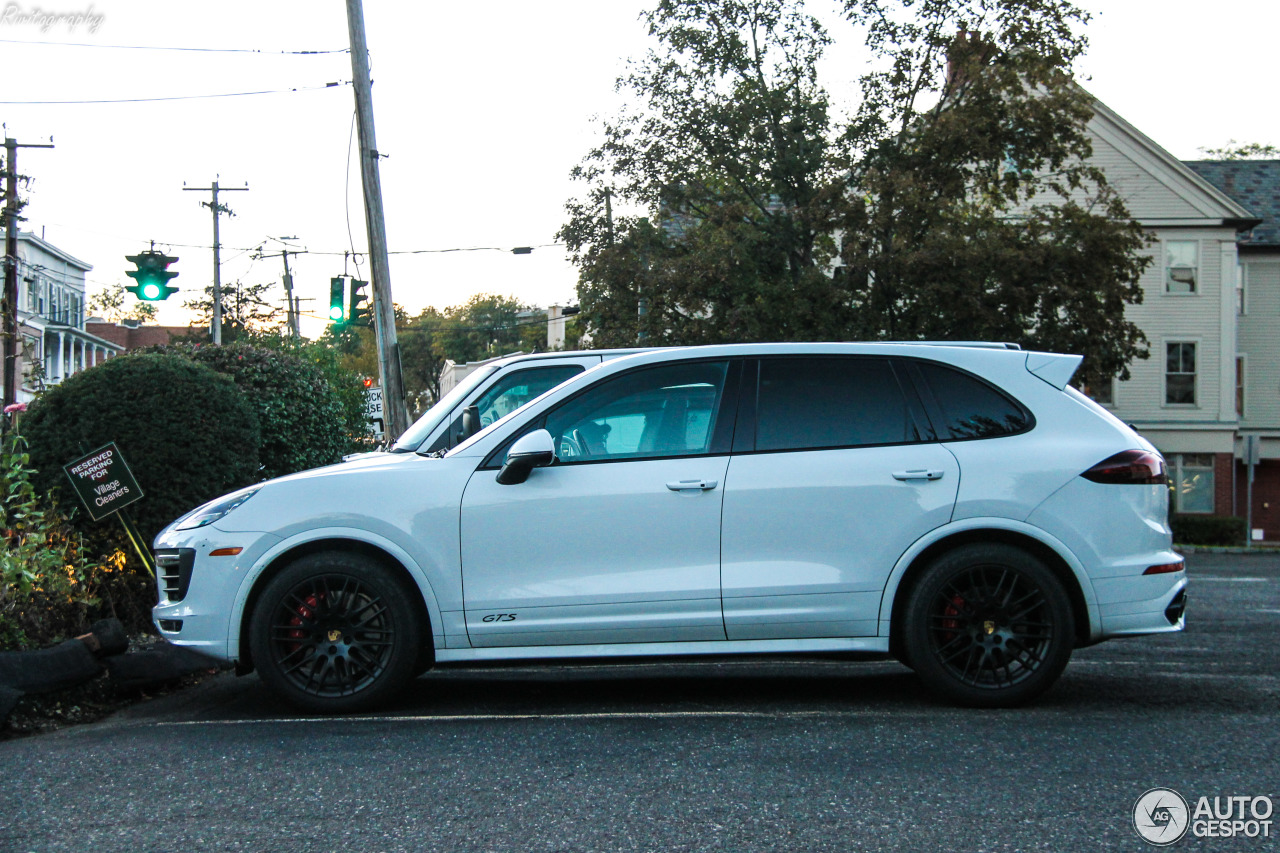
[1025,351,1083,390]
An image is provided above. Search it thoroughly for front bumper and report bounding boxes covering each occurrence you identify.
[151,529,281,663]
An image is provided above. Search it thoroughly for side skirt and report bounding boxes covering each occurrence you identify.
[434,636,890,664]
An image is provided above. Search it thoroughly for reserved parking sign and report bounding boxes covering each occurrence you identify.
[62,442,144,521]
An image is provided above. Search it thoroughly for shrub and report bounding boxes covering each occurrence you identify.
[0,434,130,650]
[1171,514,1246,547]
[21,352,261,544]
[147,340,371,479]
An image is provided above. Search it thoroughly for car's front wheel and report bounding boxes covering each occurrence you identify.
[903,543,1074,708]
[249,552,422,713]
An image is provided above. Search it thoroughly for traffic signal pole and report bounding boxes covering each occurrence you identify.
[3,137,54,412]
[183,179,247,345]
[345,0,409,442]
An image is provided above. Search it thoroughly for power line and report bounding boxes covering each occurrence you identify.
[1,81,349,105]
[0,38,348,54]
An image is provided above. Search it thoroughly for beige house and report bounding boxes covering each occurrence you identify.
[1077,99,1278,537]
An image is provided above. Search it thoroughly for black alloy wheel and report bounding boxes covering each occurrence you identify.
[250,553,422,713]
[904,543,1074,707]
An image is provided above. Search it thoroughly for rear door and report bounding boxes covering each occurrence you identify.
[720,356,959,640]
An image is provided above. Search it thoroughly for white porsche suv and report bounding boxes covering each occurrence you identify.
[152,343,1186,711]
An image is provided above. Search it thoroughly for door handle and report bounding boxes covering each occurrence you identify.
[893,469,945,481]
[666,479,719,491]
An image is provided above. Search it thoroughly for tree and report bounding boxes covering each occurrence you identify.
[398,307,449,415]
[22,353,261,544]
[183,279,285,342]
[1198,140,1280,160]
[149,339,373,477]
[87,285,158,324]
[561,0,843,347]
[561,0,1151,387]
[433,294,545,363]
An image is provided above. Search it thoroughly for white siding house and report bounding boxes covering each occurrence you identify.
[14,232,122,402]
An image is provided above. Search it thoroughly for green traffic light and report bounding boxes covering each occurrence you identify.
[330,277,345,323]
[125,251,180,301]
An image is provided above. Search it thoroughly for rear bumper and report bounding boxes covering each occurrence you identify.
[1094,573,1187,637]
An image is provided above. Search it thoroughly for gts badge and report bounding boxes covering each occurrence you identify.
[481,613,517,623]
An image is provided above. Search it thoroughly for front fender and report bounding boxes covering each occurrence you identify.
[226,527,450,661]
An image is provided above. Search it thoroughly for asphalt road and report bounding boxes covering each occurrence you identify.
[1,553,1277,853]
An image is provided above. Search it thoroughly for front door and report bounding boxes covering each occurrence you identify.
[460,359,736,648]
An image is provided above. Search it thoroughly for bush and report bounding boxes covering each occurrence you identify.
[0,434,131,650]
[22,352,261,544]
[147,340,371,479]
[1171,514,1246,547]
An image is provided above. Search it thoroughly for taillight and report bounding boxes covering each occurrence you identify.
[1082,449,1166,484]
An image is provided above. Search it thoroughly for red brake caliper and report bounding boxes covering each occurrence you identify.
[286,593,323,652]
[941,594,965,642]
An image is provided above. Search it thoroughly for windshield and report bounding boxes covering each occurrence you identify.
[390,364,502,452]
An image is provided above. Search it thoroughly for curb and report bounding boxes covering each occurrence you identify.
[0,619,224,725]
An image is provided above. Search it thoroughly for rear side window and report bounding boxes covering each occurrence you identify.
[912,361,1031,439]
[755,357,913,452]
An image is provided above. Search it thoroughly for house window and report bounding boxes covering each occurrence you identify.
[1165,240,1198,293]
[1091,378,1114,406]
[1236,356,1245,417]
[1237,263,1246,315]
[1165,342,1196,405]
[1169,453,1215,514]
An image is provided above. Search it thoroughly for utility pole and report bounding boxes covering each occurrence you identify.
[345,0,409,441]
[254,239,304,338]
[183,179,247,345]
[3,137,54,411]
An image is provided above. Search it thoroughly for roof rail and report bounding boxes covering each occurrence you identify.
[880,341,1022,350]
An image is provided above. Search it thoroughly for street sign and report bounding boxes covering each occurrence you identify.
[365,386,385,438]
[62,443,145,522]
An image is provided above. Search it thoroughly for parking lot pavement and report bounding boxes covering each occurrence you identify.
[1,553,1277,852]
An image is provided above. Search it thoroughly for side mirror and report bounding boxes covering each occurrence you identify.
[495,429,556,485]
[459,405,481,442]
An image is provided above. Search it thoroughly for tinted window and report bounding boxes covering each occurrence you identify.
[755,357,911,451]
[544,361,729,462]
[914,361,1030,439]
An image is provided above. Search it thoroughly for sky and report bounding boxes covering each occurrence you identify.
[3,0,1278,339]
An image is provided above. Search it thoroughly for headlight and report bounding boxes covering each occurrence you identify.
[175,487,261,531]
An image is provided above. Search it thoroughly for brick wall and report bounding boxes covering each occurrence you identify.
[1215,453,1234,518]
[86,321,205,351]
[1234,459,1280,543]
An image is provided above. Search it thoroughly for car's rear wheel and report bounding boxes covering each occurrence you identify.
[249,552,422,713]
[904,543,1074,707]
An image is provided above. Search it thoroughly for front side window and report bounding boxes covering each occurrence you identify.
[1169,453,1215,514]
[544,361,729,462]
[1165,342,1197,405]
[913,361,1032,439]
[755,357,913,452]
[1166,240,1198,293]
